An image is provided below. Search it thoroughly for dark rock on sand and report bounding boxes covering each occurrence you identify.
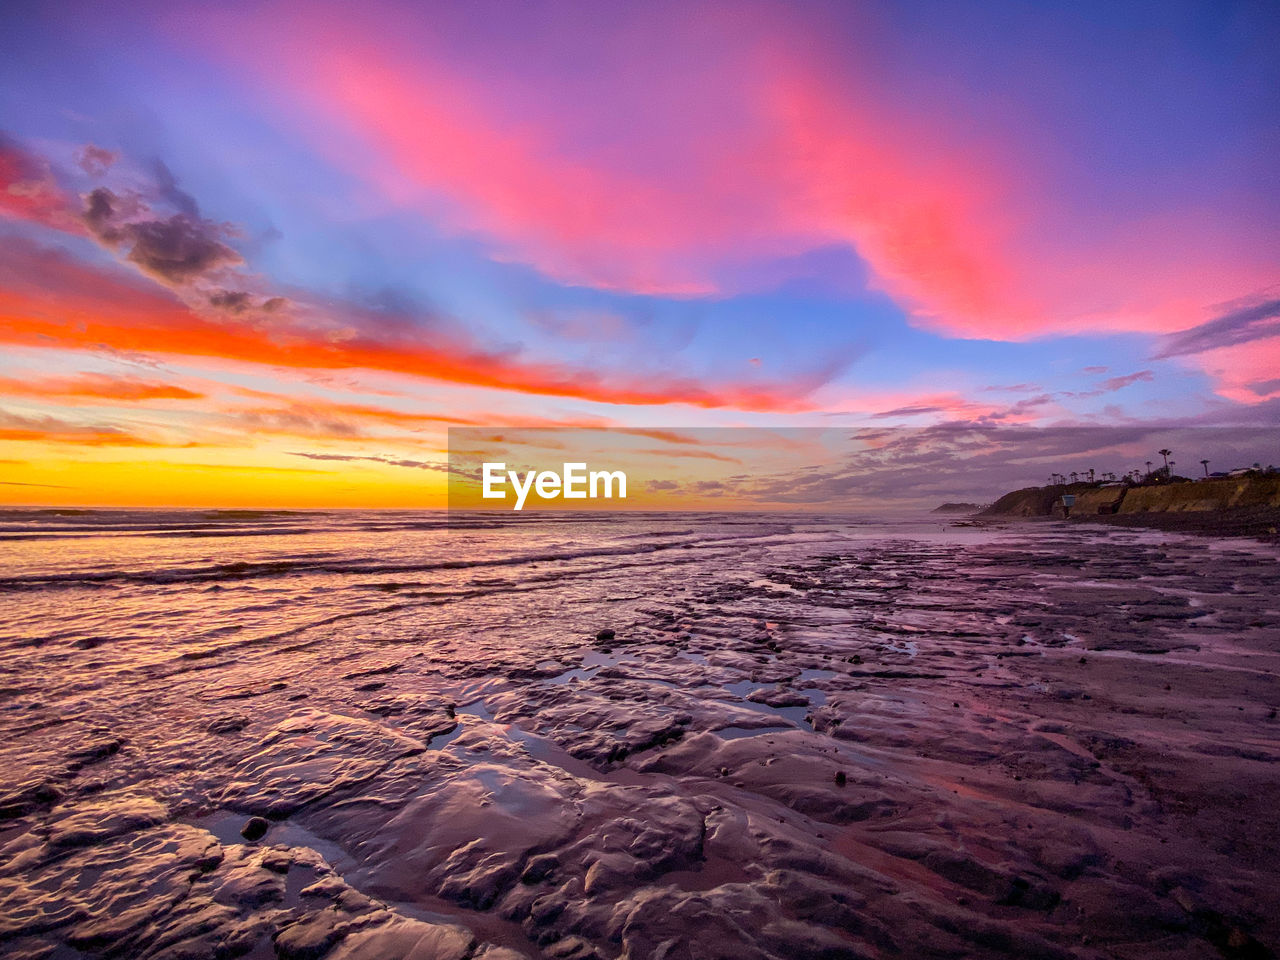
[207,713,250,734]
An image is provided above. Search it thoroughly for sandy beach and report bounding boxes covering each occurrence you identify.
[1,511,1277,959]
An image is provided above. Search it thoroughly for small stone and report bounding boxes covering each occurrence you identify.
[241,816,270,841]
[595,628,616,641]
[834,771,847,787]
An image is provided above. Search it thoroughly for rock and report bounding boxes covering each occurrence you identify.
[353,763,580,911]
[208,715,250,734]
[522,853,559,884]
[66,736,124,770]
[0,779,62,819]
[211,848,286,908]
[584,852,645,895]
[219,710,426,816]
[47,796,167,848]
[475,947,533,960]
[273,909,354,960]
[595,629,616,641]
[324,917,474,960]
[240,816,269,841]
[747,687,810,708]
[545,936,599,959]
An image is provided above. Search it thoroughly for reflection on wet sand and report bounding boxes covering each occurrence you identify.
[1,511,1278,958]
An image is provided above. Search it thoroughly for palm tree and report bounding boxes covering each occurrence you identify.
[1145,460,1153,476]
[1088,468,1095,483]
[1200,459,1210,478]
[1069,471,1078,483]
[1158,448,1172,471]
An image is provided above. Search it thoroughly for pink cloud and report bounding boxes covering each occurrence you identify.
[0,134,89,235]
[1180,336,1280,405]
[171,2,1277,341]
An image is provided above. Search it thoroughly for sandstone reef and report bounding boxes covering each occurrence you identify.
[1,519,1278,959]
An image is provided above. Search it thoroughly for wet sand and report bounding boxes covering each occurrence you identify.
[1075,507,1280,543]
[1,516,1278,959]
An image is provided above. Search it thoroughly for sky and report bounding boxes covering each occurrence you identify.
[1,0,1277,507]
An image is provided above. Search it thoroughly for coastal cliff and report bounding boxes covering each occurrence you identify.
[1116,476,1280,513]
[980,483,1089,517]
[981,476,1280,539]
[984,476,1280,518]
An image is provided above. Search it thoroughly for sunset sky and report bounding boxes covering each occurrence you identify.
[1,0,1277,507]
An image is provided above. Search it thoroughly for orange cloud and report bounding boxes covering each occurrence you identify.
[630,447,743,464]
[228,391,475,428]
[0,239,816,412]
[0,410,175,447]
[0,373,204,402]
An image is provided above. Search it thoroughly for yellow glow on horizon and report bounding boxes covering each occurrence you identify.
[0,452,448,508]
